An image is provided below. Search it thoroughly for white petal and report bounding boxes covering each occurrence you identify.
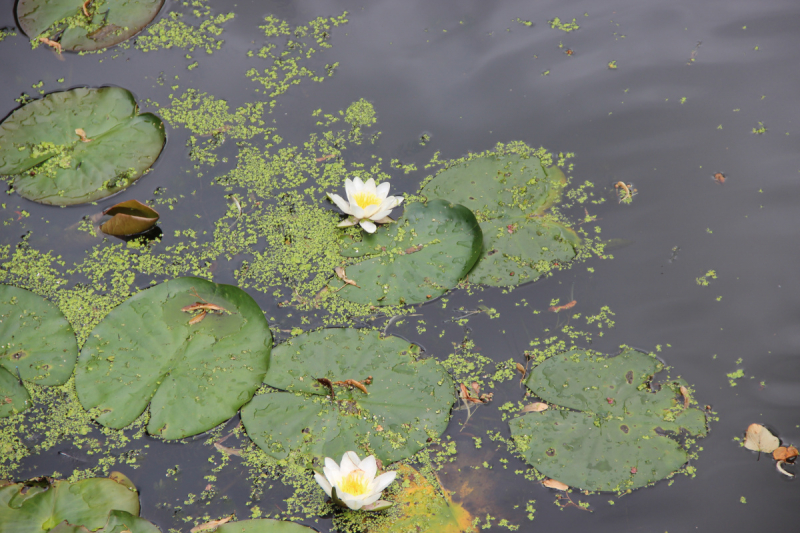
[368,471,396,494]
[340,494,364,510]
[389,195,404,207]
[363,178,377,197]
[360,455,378,482]
[328,193,353,215]
[359,219,377,233]
[375,181,390,199]
[361,492,383,506]
[362,204,381,219]
[340,453,360,477]
[337,218,358,227]
[325,457,341,474]
[344,178,356,206]
[344,450,362,467]
[351,176,365,191]
[323,465,339,486]
[372,216,395,224]
[369,208,393,221]
[350,204,367,220]
[314,472,333,498]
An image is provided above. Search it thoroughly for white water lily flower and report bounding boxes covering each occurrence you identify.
[327,177,404,233]
[314,451,397,511]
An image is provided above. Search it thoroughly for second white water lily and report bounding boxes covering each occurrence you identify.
[327,177,403,233]
[314,451,396,511]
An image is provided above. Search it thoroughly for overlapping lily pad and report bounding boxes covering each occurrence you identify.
[421,155,579,287]
[509,348,707,492]
[241,329,454,464]
[0,87,165,206]
[75,277,272,440]
[0,473,140,532]
[0,285,78,418]
[337,200,482,306]
[18,0,164,52]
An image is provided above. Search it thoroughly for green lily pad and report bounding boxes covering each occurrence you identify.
[214,519,318,532]
[75,277,272,440]
[421,155,580,287]
[420,154,566,220]
[241,328,454,464]
[0,285,79,418]
[336,200,482,306]
[50,510,160,533]
[468,217,579,287]
[0,87,165,206]
[18,0,164,52]
[509,348,707,492]
[100,199,160,237]
[0,473,140,532]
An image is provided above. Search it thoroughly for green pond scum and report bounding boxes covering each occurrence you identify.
[0,4,713,532]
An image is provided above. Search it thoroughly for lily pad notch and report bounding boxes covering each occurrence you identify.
[509,348,707,492]
[0,87,166,206]
[242,328,455,464]
[0,285,78,418]
[75,277,272,440]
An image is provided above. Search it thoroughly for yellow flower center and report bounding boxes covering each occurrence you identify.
[353,191,381,210]
[339,469,369,496]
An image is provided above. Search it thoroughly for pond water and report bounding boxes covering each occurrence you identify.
[1,0,799,531]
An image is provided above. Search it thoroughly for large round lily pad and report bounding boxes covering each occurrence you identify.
[0,474,140,532]
[336,200,482,306]
[18,0,164,52]
[509,348,707,492]
[468,217,579,286]
[214,519,318,532]
[0,285,78,418]
[241,329,454,464]
[75,277,272,440]
[0,87,165,206]
[421,155,580,287]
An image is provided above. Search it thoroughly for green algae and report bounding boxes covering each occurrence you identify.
[135,0,233,54]
[0,28,17,43]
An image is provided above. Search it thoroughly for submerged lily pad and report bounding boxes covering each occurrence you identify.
[0,87,165,206]
[0,285,78,418]
[213,519,318,532]
[421,155,579,287]
[75,277,272,440]
[100,199,160,237]
[369,465,472,533]
[468,217,579,286]
[241,328,454,464]
[509,348,707,492]
[50,510,160,533]
[336,200,482,306]
[18,0,164,52]
[0,473,140,532]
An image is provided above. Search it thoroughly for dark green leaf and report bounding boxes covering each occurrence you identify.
[241,329,454,464]
[509,348,707,491]
[100,199,160,237]
[215,519,318,532]
[336,200,482,306]
[0,87,165,206]
[17,0,164,52]
[75,277,272,439]
[49,510,161,533]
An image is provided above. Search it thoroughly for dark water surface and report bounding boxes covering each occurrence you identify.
[2,0,799,531]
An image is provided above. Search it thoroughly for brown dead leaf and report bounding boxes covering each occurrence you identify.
[182,302,227,313]
[38,37,62,53]
[334,266,360,288]
[190,515,232,533]
[315,154,335,163]
[459,383,482,403]
[74,128,92,142]
[316,378,335,398]
[188,311,207,325]
[470,382,480,396]
[744,423,780,453]
[679,386,690,409]
[404,244,423,255]
[773,446,799,462]
[334,378,369,394]
[515,362,526,380]
[520,402,548,413]
[213,443,242,456]
[542,478,569,491]
[82,0,92,17]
